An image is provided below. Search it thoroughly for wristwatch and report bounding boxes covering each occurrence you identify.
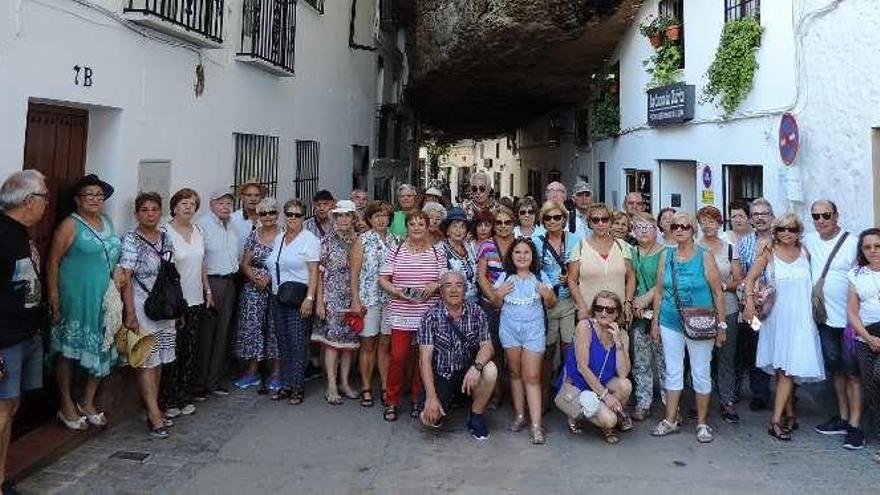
[473,361,484,373]
[717,321,728,330]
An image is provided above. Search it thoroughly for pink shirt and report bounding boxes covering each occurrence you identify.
[380,243,446,331]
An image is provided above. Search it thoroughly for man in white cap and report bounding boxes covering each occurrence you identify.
[194,188,241,399]
[571,180,593,241]
[424,186,445,207]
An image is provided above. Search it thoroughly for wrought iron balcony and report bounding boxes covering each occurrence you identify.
[123,0,225,48]
[236,0,297,76]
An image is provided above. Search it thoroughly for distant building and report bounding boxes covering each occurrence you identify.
[419,137,523,205]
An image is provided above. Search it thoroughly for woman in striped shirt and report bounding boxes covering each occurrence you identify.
[379,211,446,421]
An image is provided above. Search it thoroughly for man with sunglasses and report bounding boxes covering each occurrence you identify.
[463,172,499,221]
[571,181,593,241]
[804,200,863,447]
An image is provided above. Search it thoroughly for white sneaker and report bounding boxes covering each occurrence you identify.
[181,404,196,415]
[696,424,715,443]
[164,408,182,419]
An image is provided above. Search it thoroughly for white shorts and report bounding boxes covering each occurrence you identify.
[660,325,714,395]
[361,304,391,338]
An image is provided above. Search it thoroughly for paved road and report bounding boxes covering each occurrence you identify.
[18,384,880,494]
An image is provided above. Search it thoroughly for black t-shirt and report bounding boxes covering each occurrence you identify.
[0,213,42,348]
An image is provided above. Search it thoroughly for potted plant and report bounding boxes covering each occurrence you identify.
[665,17,682,41]
[639,15,664,49]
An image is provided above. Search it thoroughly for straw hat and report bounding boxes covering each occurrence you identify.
[115,327,156,368]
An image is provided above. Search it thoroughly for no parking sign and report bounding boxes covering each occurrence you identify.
[779,112,800,166]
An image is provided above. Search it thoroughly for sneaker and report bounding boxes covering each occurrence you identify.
[234,375,261,389]
[844,426,866,450]
[720,404,740,424]
[467,413,490,441]
[815,416,849,435]
[650,419,680,437]
[164,408,182,419]
[696,424,715,443]
[267,378,283,393]
[507,415,527,433]
[181,404,196,415]
[212,386,231,396]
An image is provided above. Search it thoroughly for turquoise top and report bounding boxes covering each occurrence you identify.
[659,246,713,333]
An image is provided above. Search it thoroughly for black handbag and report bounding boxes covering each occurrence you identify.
[275,237,309,307]
[133,232,187,321]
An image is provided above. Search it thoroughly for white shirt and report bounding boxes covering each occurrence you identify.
[196,212,241,276]
[230,209,257,255]
[804,230,859,328]
[268,230,320,293]
[848,267,880,326]
[163,223,205,306]
[572,210,590,242]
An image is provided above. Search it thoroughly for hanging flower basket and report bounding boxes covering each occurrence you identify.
[666,24,682,42]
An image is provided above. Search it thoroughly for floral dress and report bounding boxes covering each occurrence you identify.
[235,231,279,361]
[312,232,359,349]
[358,230,399,307]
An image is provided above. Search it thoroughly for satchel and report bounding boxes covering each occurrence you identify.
[811,232,849,325]
[736,245,777,319]
[670,249,717,340]
[275,238,309,307]
[555,381,585,418]
[133,232,187,321]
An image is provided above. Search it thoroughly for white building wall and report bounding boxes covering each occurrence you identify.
[0,0,377,228]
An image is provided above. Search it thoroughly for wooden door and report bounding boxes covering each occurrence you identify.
[23,103,88,260]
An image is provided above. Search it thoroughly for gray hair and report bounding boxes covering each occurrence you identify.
[439,269,465,285]
[422,201,447,219]
[470,171,490,187]
[751,197,774,215]
[396,183,417,196]
[256,197,278,214]
[0,170,46,210]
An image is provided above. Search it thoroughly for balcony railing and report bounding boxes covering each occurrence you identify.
[124,1,224,47]
[237,0,296,76]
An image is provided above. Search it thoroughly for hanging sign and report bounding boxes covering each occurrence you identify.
[779,112,800,166]
[647,83,695,126]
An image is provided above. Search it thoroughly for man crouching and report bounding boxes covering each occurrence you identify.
[418,270,497,440]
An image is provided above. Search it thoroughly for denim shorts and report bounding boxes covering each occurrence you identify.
[499,315,546,353]
[0,335,44,400]
[818,324,859,376]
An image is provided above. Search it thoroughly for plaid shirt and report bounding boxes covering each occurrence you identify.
[417,300,490,380]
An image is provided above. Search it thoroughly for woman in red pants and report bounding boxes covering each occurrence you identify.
[379,210,446,421]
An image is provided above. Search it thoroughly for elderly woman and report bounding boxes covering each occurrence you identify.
[629,212,667,421]
[513,197,544,239]
[47,174,121,430]
[610,211,631,241]
[390,183,419,238]
[313,200,361,404]
[657,207,677,247]
[423,201,447,244]
[160,188,211,419]
[744,213,824,441]
[568,203,635,324]
[559,291,632,443]
[379,210,446,421]
[650,211,727,443]
[269,199,320,405]
[351,201,398,408]
[847,228,880,460]
[119,192,178,438]
[697,205,743,423]
[439,207,478,304]
[471,209,494,255]
[233,197,280,391]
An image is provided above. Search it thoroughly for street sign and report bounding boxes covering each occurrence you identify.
[779,112,800,166]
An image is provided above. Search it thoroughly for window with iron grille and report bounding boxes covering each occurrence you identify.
[303,0,324,14]
[725,0,760,22]
[233,133,279,203]
[295,140,320,214]
[238,0,297,73]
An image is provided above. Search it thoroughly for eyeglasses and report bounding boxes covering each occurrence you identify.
[542,213,565,222]
[590,216,610,224]
[285,211,305,218]
[670,223,693,232]
[471,185,487,193]
[258,210,278,217]
[495,219,514,226]
[811,212,833,221]
[31,192,50,200]
[519,209,535,216]
[752,211,772,218]
[775,226,799,234]
[592,304,618,315]
[78,192,104,200]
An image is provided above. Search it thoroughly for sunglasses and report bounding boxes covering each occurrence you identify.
[633,223,656,233]
[575,191,591,197]
[670,223,693,232]
[285,211,305,218]
[811,212,833,221]
[542,213,565,222]
[592,304,618,315]
[519,209,535,216]
[258,210,278,217]
[471,185,487,193]
[495,219,514,226]
[775,226,799,234]
[590,216,610,224]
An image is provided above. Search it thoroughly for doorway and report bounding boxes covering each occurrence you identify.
[659,160,697,215]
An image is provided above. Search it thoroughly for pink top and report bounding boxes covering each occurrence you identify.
[380,243,447,331]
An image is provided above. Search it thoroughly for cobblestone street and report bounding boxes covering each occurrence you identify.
[17,384,880,494]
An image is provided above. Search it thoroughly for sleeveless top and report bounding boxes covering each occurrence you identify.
[659,246,713,333]
[563,320,617,390]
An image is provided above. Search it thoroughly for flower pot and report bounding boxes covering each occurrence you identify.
[649,32,663,48]
[665,24,682,42]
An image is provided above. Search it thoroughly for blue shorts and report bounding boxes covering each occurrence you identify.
[499,315,545,353]
[0,335,44,400]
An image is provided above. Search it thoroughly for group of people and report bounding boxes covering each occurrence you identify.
[2,167,880,492]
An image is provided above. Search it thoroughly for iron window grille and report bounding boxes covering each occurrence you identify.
[124,0,224,43]
[239,0,297,73]
[295,140,320,215]
[303,0,324,14]
[725,0,760,22]
[233,133,280,203]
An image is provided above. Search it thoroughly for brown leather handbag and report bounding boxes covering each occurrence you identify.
[670,251,717,341]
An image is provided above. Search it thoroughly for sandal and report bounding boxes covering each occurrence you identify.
[340,387,360,400]
[383,405,399,422]
[616,411,634,432]
[410,402,422,419]
[360,390,374,408]
[568,420,584,435]
[325,392,344,405]
[781,415,800,433]
[288,392,304,405]
[602,428,620,444]
[270,387,292,401]
[530,425,546,445]
[380,389,388,407]
[768,422,792,441]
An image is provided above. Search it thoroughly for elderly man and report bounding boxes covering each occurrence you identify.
[544,182,567,203]
[304,189,335,238]
[624,192,645,216]
[194,189,241,399]
[389,183,419,237]
[230,180,266,253]
[418,271,497,440]
[350,188,369,213]
[804,199,863,448]
[463,172,499,220]
[0,170,48,491]
[570,181,593,240]
[424,186,444,207]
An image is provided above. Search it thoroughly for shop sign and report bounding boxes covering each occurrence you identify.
[647,83,695,126]
[702,190,715,204]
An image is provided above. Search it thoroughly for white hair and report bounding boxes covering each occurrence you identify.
[256,197,278,213]
[470,171,490,187]
[439,269,465,285]
[422,201,447,219]
[0,170,46,210]
[397,183,417,196]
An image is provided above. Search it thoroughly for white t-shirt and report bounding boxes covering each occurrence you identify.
[268,230,320,294]
[163,223,205,306]
[848,266,880,326]
[804,231,859,328]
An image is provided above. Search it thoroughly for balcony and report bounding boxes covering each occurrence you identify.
[236,0,297,76]
[123,0,224,48]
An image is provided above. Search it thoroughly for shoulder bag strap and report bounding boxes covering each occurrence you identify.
[820,232,850,280]
[668,250,687,319]
[73,214,113,272]
[275,236,287,286]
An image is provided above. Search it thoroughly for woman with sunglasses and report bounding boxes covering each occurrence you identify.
[650,211,727,443]
[847,228,880,462]
[568,203,636,325]
[744,213,824,441]
[268,199,320,405]
[513,197,544,240]
[233,198,280,392]
[559,291,632,443]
